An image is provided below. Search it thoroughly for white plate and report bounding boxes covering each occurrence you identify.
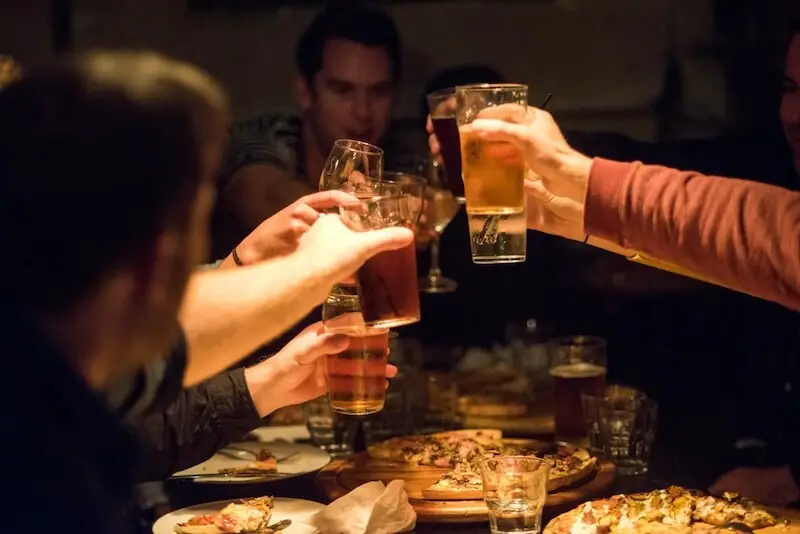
[153,497,323,534]
[171,442,330,484]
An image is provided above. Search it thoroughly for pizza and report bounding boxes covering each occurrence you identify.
[174,496,273,534]
[367,429,596,500]
[545,487,779,534]
[218,448,277,475]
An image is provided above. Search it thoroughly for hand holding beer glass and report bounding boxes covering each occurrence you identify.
[455,84,529,264]
[549,335,607,441]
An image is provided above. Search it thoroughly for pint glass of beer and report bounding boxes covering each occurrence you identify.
[326,328,390,415]
[339,195,421,328]
[381,171,427,230]
[549,336,607,440]
[319,139,383,194]
[455,83,528,264]
[427,88,465,201]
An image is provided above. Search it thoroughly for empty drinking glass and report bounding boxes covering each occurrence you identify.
[582,387,657,475]
[302,396,356,458]
[480,456,549,534]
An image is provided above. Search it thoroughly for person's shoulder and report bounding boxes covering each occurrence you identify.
[221,113,301,184]
[230,112,301,142]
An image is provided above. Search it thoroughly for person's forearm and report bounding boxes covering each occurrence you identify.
[584,158,800,311]
[131,370,262,481]
[179,253,335,386]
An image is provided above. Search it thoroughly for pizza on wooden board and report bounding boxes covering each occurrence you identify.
[367,429,597,500]
[421,442,596,500]
[174,496,273,534]
[544,487,779,534]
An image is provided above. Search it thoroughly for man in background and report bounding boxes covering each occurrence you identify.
[213,0,412,258]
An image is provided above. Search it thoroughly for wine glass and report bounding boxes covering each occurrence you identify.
[320,139,384,326]
[319,139,383,194]
[418,160,460,293]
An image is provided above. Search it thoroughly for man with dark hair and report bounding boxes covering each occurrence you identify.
[214,0,411,256]
[0,51,412,532]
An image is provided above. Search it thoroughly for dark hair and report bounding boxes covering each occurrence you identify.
[420,64,506,122]
[0,51,229,311]
[295,1,402,84]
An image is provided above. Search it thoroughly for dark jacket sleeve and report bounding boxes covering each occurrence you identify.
[129,368,264,482]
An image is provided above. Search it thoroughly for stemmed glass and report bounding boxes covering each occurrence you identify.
[418,87,464,294]
[320,139,384,327]
[319,139,383,194]
[418,161,460,293]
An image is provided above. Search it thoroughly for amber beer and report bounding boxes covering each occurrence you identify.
[459,125,527,263]
[455,83,528,264]
[551,363,607,438]
[326,329,390,415]
[357,240,420,328]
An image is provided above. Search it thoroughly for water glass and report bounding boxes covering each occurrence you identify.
[582,387,657,475]
[302,396,356,458]
[480,456,549,534]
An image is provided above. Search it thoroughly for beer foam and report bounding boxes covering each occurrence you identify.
[549,363,606,379]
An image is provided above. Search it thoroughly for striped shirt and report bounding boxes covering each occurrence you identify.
[218,113,422,189]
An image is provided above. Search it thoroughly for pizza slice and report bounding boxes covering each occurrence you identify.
[218,448,277,475]
[421,468,484,500]
[175,496,272,534]
[692,492,777,530]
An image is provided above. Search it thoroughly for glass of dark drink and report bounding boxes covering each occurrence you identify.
[427,88,465,202]
[338,194,421,329]
[548,336,607,441]
[326,328,390,416]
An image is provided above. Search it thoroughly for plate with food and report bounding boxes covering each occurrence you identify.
[153,496,323,534]
[171,441,330,484]
[545,486,798,534]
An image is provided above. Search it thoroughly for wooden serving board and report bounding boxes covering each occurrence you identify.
[316,448,616,524]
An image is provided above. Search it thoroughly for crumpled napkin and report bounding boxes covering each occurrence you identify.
[308,480,416,534]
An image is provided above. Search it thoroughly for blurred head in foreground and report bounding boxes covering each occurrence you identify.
[0,50,229,387]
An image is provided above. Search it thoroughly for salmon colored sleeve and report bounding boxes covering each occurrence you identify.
[583,157,800,311]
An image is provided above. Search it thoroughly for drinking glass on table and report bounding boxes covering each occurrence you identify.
[319,139,383,194]
[455,83,528,264]
[480,456,549,534]
[325,327,390,416]
[302,396,356,458]
[548,335,607,441]
[336,194,421,329]
[582,386,658,475]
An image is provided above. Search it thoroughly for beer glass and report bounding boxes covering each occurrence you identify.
[326,328,390,416]
[427,88,465,202]
[480,456,549,534]
[338,195,421,329]
[456,83,528,264]
[548,335,607,440]
[319,139,383,194]
[381,171,427,229]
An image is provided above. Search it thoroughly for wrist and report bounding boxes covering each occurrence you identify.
[244,362,283,418]
[233,239,261,267]
[559,149,592,193]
